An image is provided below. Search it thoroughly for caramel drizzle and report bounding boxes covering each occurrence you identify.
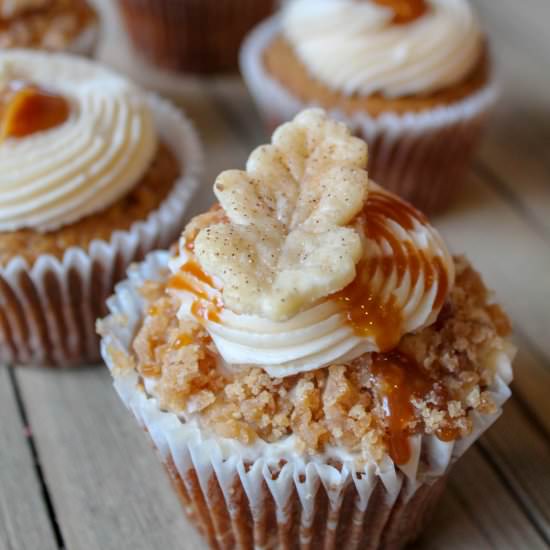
[336,190,449,352]
[0,81,70,141]
[371,352,432,464]
[371,350,459,465]
[168,258,222,324]
[373,0,429,25]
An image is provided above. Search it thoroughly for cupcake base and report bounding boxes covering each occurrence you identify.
[99,251,514,550]
[240,17,498,214]
[163,455,447,550]
[0,96,202,367]
[117,0,276,74]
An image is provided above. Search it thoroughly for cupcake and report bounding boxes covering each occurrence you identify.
[99,110,514,548]
[0,50,202,366]
[117,0,276,74]
[241,0,498,213]
[0,0,98,55]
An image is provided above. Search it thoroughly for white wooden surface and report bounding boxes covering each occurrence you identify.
[2,0,550,548]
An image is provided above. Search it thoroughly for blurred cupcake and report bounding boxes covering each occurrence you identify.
[117,0,276,74]
[0,0,98,55]
[241,0,497,213]
[99,110,514,549]
[0,50,202,366]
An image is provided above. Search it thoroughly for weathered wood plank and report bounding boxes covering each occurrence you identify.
[15,366,205,550]
[445,445,547,549]
[471,0,550,239]
[482,402,550,542]
[412,486,492,550]
[0,366,57,550]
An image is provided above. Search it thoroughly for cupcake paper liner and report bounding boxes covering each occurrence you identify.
[117,0,276,74]
[0,97,202,367]
[67,21,98,57]
[99,251,514,549]
[240,17,499,213]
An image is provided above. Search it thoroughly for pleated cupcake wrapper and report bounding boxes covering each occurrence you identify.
[0,96,202,367]
[99,250,514,549]
[67,21,99,57]
[117,0,276,74]
[240,17,499,213]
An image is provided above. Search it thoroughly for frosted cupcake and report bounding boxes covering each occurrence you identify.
[117,0,276,74]
[0,50,202,366]
[241,0,497,213]
[0,0,98,55]
[99,110,514,548]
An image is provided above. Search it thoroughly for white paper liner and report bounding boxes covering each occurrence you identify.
[67,21,99,57]
[0,96,202,367]
[99,250,514,548]
[240,16,499,213]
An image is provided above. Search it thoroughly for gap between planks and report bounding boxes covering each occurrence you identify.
[0,366,58,550]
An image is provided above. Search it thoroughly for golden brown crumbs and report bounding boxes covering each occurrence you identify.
[0,142,181,266]
[106,344,136,376]
[118,255,511,461]
[0,0,97,50]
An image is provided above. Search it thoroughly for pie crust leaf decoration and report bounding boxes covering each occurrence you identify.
[194,109,369,321]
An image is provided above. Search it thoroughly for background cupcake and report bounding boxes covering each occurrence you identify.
[117,0,276,74]
[0,50,202,366]
[99,110,514,549]
[241,0,498,213]
[0,0,98,55]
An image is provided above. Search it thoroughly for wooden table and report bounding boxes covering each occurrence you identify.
[2,0,550,548]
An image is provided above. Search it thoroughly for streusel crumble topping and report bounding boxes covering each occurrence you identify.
[105,255,510,465]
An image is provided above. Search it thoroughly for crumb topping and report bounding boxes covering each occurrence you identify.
[193,109,369,321]
[111,256,512,465]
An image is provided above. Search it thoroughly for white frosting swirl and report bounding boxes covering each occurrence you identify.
[282,0,483,98]
[0,51,157,232]
[169,184,455,377]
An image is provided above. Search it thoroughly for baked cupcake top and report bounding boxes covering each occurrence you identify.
[0,0,49,18]
[101,110,513,467]
[282,0,483,97]
[0,0,97,51]
[0,50,157,232]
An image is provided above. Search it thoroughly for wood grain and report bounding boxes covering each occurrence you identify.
[0,367,57,550]
[15,366,205,550]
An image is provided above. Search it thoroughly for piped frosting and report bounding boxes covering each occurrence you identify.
[0,50,157,232]
[282,0,484,98]
[168,109,454,377]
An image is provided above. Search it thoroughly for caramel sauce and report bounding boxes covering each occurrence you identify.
[436,426,461,442]
[168,259,222,325]
[148,305,160,317]
[373,0,428,24]
[335,190,449,352]
[0,81,70,141]
[174,334,194,348]
[191,300,221,324]
[371,352,432,464]
[141,363,161,378]
[335,266,403,352]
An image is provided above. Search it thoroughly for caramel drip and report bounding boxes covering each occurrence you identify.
[436,426,461,442]
[336,190,449,352]
[168,259,222,324]
[0,81,70,141]
[371,352,432,465]
[373,0,428,24]
[174,334,194,348]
